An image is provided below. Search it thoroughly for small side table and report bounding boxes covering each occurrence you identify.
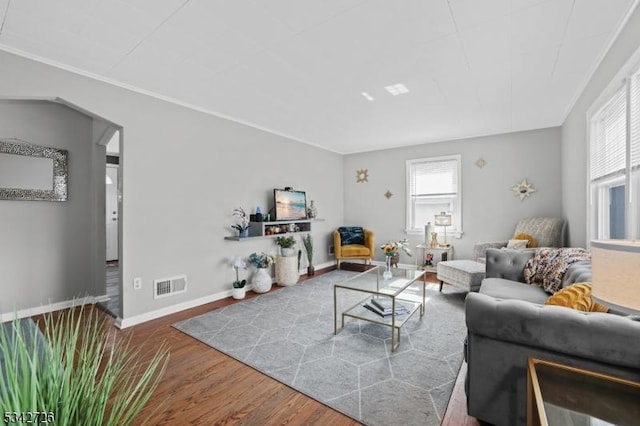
[415,244,453,272]
[275,255,299,286]
[527,357,640,426]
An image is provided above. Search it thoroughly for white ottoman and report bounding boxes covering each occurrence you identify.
[437,260,485,292]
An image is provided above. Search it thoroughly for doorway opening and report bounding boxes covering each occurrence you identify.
[103,130,121,318]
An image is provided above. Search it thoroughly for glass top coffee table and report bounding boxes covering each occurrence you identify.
[333,265,426,351]
[527,357,640,426]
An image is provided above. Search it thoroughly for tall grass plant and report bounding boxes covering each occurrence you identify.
[0,306,168,425]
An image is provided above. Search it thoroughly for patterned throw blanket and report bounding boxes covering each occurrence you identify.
[523,247,591,293]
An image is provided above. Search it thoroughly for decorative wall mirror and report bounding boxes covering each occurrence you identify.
[0,138,68,201]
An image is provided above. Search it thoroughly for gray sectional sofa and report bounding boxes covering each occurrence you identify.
[465,248,640,426]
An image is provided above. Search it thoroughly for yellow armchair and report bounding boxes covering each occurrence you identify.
[333,227,375,269]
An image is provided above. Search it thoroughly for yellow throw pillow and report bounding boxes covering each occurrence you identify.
[545,283,609,313]
[513,232,537,248]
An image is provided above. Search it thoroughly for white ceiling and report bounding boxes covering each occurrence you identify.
[0,0,636,154]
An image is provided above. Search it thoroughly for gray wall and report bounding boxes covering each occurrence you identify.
[0,100,104,314]
[0,50,344,320]
[562,5,640,247]
[344,127,563,262]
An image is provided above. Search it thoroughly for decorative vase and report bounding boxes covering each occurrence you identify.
[252,267,272,293]
[383,256,393,279]
[425,222,435,247]
[307,265,315,276]
[232,287,246,300]
[307,200,317,219]
[239,229,249,238]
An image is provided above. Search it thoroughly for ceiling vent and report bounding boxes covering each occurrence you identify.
[154,275,187,299]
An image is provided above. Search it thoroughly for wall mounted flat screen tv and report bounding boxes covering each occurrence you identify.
[274,189,307,221]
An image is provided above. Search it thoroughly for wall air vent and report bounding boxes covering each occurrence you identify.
[154,275,187,299]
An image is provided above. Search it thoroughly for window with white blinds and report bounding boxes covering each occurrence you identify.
[631,69,640,169]
[589,67,640,240]
[406,155,461,233]
[590,88,626,182]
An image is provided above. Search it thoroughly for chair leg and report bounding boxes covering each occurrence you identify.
[439,281,444,292]
[337,260,341,270]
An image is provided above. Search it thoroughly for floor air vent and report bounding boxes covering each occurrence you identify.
[154,275,187,299]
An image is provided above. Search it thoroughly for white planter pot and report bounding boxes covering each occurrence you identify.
[232,287,246,300]
[281,247,296,257]
[252,268,272,293]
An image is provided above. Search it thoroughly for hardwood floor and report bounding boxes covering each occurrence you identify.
[99,266,480,425]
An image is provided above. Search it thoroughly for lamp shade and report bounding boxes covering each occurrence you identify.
[591,240,640,314]
[434,213,452,226]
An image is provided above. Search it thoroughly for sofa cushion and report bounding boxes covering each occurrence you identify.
[507,239,528,249]
[485,248,535,281]
[545,283,609,312]
[338,226,365,245]
[480,278,549,304]
[513,232,537,248]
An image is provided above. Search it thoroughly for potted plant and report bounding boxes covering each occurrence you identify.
[229,256,247,299]
[231,207,250,238]
[302,234,314,276]
[275,235,296,256]
[0,305,168,425]
[380,238,413,278]
[248,252,275,293]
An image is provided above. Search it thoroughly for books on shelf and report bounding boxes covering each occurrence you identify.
[363,297,409,317]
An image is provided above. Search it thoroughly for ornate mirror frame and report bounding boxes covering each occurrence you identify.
[0,138,68,201]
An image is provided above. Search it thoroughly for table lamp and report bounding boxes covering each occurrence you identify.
[434,212,452,247]
[591,240,640,315]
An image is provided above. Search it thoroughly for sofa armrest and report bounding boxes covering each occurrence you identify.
[466,292,640,370]
[472,241,507,262]
[485,247,534,281]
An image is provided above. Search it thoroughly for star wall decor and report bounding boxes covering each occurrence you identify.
[356,169,368,183]
[384,190,393,199]
[511,179,537,201]
[475,157,487,168]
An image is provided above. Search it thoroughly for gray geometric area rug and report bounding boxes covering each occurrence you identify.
[173,270,467,426]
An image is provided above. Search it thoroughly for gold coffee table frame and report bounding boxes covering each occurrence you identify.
[333,266,426,352]
[527,357,640,426]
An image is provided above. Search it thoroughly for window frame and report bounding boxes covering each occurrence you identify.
[587,61,640,242]
[405,154,462,237]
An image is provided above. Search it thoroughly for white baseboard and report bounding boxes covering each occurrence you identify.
[3,262,340,327]
[116,260,337,329]
[115,290,233,329]
[0,295,103,323]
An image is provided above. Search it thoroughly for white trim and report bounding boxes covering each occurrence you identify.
[0,44,340,155]
[0,296,104,323]
[586,47,640,243]
[115,290,231,329]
